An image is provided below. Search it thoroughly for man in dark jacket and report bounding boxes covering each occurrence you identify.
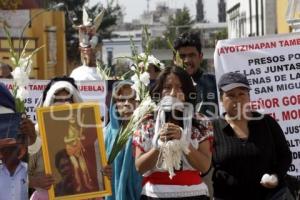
[173,31,218,118]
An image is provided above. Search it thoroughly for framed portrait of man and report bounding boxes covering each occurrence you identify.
[37,103,111,200]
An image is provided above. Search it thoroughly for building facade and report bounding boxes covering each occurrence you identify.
[0,1,67,79]
[226,0,277,38]
[218,0,227,22]
[279,0,300,32]
[196,0,205,22]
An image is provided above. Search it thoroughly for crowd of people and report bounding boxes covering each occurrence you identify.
[0,30,298,200]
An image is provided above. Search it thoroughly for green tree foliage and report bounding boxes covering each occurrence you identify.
[151,6,193,49]
[89,1,122,39]
[214,28,228,40]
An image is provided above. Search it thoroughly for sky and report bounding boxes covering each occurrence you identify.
[89,0,219,23]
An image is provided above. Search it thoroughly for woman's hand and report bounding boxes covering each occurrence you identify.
[30,174,55,190]
[102,165,113,179]
[159,123,182,141]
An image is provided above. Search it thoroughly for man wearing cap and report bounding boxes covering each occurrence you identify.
[0,138,28,200]
[218,72,251,94]
[0,83,31,200]
[0,82,37,199]
[173,31,218,117]
[211,72,292,200]
[0,83,36,146]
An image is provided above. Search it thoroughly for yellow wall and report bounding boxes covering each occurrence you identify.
[277,0,291,33]
[277,0,300,33]
[0,9,66,79]
[27,9,67,79]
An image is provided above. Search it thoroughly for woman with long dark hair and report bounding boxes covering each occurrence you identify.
[133,66,212,199]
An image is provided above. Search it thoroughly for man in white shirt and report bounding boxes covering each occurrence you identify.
[0,82,35,199]
[0,138,28,200]
[70,47,103,81]
[70,26,103,81]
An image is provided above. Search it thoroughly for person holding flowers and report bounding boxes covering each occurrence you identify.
[103,81,142,200]
[0,82,33,200]
[133,65,212,200]
[102,49,165,199]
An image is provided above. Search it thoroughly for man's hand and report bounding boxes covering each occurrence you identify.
[20,118,36,145]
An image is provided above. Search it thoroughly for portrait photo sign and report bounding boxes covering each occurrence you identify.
[37,102,111,199]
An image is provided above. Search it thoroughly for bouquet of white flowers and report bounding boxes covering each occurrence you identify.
[107,27,162,163]
[4,25,43,113]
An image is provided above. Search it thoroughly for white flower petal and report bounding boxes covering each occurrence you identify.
[147,55,159,65]
[12,67,30,87]
[130,65,136,71]
[140,72,150,86]
[131,74,139,82]
[16,87,29,101]
[138,53,146,60]
[159,62,165,70]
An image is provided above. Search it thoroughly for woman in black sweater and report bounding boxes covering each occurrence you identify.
[212,72,292,200]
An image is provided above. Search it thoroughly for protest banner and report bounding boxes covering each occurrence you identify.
[0,79,107,124]
[214,32,300,179]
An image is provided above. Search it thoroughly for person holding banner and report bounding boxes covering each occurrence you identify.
[173,31,218,117]
[103,81,142,200]
[29,76,83,200]
[212,72,292,200]
[134,66,212,200]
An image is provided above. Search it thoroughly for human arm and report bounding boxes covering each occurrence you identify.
[28,150,55,190]
[19,118,36,145]
[159,122,212,173]
[259,115,292,189]
[133,116,161,174]
[265,115,292,180]
[135,122,183,174]
[185,139,212,174]
[20,118,43,155]
[29,174,56,190]
[135,147,160,174]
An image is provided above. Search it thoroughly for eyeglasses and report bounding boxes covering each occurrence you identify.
[115,98,137,103]
[53,97,73,103]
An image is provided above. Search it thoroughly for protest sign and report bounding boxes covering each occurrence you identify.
[214,32,300,178]
[0,79,107,124]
